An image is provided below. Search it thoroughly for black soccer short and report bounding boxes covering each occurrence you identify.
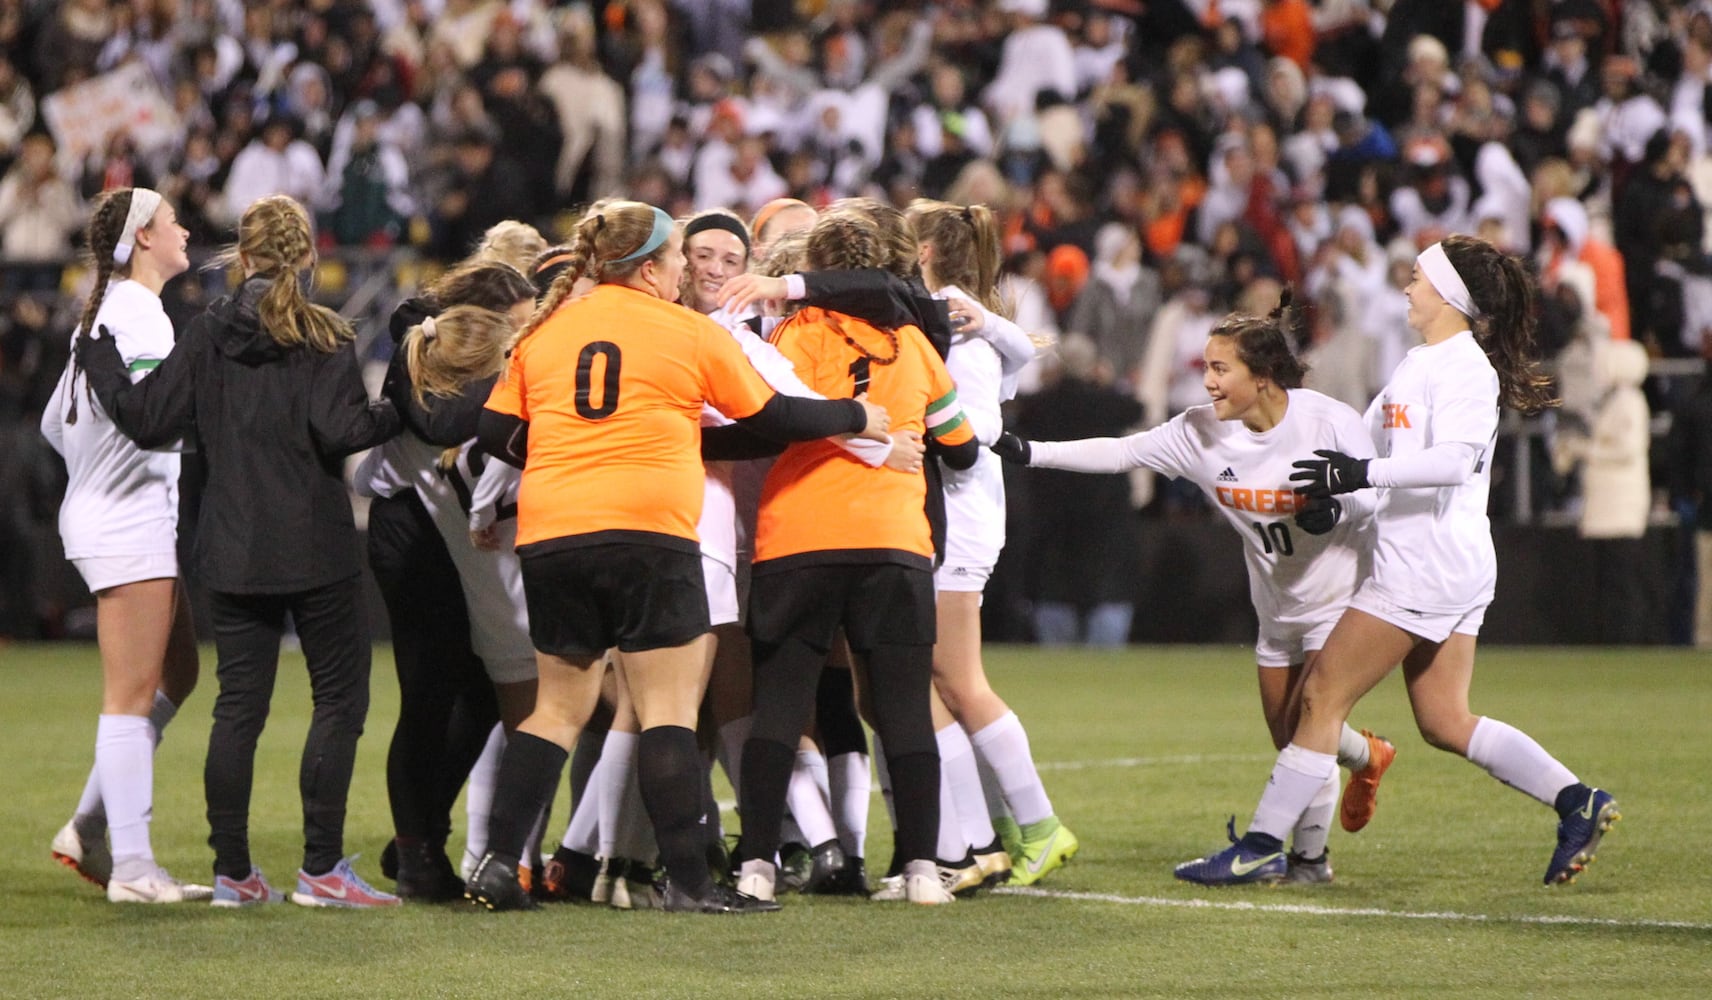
[748,561,936,652]
[520,539,710,657]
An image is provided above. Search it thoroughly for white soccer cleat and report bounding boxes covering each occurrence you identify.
[52,820,112,889]
[736,859,777,902]
[107,866,212,904]
[903,860,955,905]
[868,874,906,902]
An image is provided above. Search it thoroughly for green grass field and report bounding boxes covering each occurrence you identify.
[2,643,1708,999]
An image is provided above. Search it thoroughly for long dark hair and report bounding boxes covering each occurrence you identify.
[1208,286,1309,389]
[1439,235,1557,414]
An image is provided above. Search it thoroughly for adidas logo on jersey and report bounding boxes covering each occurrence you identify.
[1216,467,1238,483]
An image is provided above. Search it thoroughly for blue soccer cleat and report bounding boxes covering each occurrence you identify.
[1545,787,1620,886]
[1174,818,1287,886]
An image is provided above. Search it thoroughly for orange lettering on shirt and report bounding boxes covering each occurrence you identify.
[1232,489,1255,511]
[1384,404,1412,429]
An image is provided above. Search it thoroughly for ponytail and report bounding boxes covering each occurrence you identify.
[1441,235,1557,414]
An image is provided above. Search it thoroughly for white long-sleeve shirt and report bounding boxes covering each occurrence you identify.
[1028,389,1377,634]
[1361,330,1500,613]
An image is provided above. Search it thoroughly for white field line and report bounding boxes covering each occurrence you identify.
[1035,753,1273,772]
[713,752,1261,812]
[994,886,1712,932]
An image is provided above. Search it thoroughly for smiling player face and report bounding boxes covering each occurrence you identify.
[683,229,748,315]
[1203,335,1259,423]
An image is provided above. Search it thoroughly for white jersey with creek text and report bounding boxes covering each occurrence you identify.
[1364,330,1500,613]
[1029,389,1375,630]
[937,284,1008,572]
[40,280,182,560]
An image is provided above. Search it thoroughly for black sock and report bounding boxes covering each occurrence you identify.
[734,737,796,864]
[639,726,715,897]
[885,750,940,865]
[485,732,568,869]
[1240,831,1285,854]
[1553,782,1592,818]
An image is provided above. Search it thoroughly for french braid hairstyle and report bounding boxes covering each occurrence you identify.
[65,190,139,423]
[834,196,921,282]
[214,195,353,352]
[1207,285,1309,390]
[804,210,900,367]
[1438,234,1558,414]
[516,200,678,347]
[906,199,1008,318]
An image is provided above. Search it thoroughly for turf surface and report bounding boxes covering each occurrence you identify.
[2,643,1708,998]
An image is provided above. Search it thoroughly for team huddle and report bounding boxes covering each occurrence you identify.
[41,182,1618,913]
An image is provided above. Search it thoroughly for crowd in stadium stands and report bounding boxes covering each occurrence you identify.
[1,0,1708,642]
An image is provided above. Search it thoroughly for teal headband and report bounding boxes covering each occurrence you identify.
[611,206,676,264]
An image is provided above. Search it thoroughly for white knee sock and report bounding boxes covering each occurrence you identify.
[827,751,870,858]
[969,712,1053,826]
[560,784,600,855]
[1336,724,1370,771]
[96,714,155,879]
[975,755,1012,822]
[73,692,178,835]
[717,716,752,801]
[1249,744,1339,842]
[1290,770,1340,859]
[934,727,967,861]
[597,731,638,859]
[605,733,656,864]
[463,724,506,869]
[1465,717,1578,807]
[786,750,837,848]
[941,725,996,851]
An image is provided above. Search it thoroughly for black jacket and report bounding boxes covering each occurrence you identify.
[80,276,400,593]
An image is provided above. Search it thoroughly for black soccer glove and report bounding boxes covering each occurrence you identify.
[1293,493,1343,535]
[1289,449,1370,498]
[75,323,130,416]
[991,432,1032,465]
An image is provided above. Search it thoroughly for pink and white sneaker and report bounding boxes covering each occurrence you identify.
[212,867,283,907]
[289,857,401,908]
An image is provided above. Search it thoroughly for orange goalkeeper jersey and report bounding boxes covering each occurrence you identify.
[755,306,973,566]
[485,283,774,548]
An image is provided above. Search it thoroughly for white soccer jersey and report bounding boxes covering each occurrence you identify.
[1363,330,1500,613]
[392,432,535,684]
[40,280,182,560]
[937,284,1009,573]
[1028,389,1376,632]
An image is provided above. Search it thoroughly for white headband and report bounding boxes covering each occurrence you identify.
[420,315,438,340]
[112,188,164,265]
[1417,241,1480,320]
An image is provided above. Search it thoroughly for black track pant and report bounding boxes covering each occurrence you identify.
[205,576,370,879]
[367,491,496,850]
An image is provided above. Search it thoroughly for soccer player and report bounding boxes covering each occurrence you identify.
[77,195,404,908]
[462,200,891,914]
[1173,236,1619,887]
[995,292,1395,882]
[731,209,980,906]
[366,261,533,899]
[40,188,207,903]
[906,199,1075,891]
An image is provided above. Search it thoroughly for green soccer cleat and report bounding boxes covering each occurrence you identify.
[1009,817,1079,886]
